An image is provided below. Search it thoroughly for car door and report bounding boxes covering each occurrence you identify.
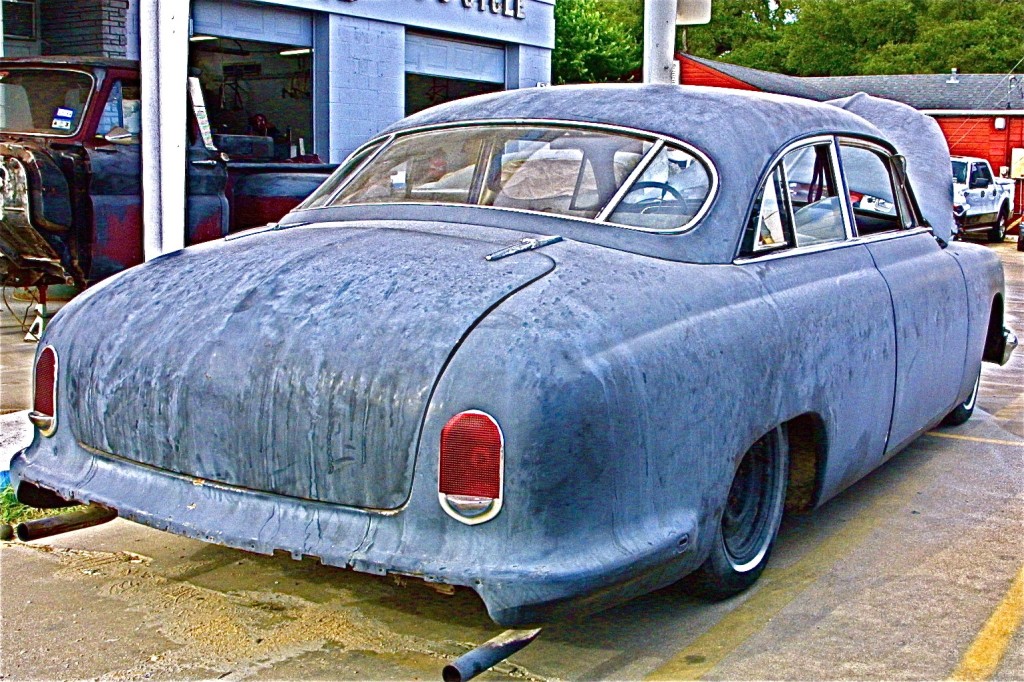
[838,140,969,454]
[87,78,143,282]
[737,137,897,498]
[969,161,997,222]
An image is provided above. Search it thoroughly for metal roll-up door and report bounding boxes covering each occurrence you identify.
[405,33,506,85]
[192,0,312,47]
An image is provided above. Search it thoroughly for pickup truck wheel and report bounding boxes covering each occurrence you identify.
[988,208,1008,243]
[689,427,788,599]
[942,372,980,427]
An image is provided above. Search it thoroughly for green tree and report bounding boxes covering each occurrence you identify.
[684,0,796,72]
[778,0,922,76]
[551,0,643,84]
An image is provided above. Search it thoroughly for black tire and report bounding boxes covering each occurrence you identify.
[988,207,1008,243]
[942,371,980,427]
[1016,228,1023,252]
[690,427,788,599]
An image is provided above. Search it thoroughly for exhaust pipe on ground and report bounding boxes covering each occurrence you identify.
[442,628,542,682]
[15,504,118,542]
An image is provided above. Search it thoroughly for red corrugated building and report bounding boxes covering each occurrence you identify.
[679,55,1024,220]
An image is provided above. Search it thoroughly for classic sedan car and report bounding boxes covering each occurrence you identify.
[13,85,1017,629]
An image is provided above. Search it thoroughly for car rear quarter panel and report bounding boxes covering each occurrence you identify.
[946,241,1007,400]
[404,237,898,624]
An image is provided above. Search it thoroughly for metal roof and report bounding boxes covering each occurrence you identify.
[0,56,138,70]
[686,55,1024,112]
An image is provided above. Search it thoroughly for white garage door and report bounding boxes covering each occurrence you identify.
[192,0,312,47]
[405,33,505,85]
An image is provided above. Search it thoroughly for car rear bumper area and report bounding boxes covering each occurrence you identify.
[10,437,703,628]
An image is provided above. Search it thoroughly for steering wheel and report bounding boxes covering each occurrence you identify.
[621,180,685,205]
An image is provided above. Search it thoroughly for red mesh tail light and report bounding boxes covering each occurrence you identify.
[31,346,58,436]
[438,411,503,524]
[33,347,56,415]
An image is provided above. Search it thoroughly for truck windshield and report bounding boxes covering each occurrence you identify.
[0,69,94,136]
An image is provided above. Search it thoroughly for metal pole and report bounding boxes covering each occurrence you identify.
[140,0,189,261]
[643,0,678,84]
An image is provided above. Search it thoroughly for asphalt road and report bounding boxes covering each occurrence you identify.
[1,242,1021,681]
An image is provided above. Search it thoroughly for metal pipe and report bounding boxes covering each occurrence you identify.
[15,504,118,542]
[441,628,542,682]
[643,0,678,84]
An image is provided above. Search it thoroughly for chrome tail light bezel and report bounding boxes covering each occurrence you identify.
[438,410,504,526]
[30,345,58,437]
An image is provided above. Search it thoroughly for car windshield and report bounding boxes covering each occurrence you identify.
[0,68,94,136]
[952,160,968,184]
[306,124,716,231]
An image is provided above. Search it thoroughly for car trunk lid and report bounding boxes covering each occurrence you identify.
[59,223,554,509]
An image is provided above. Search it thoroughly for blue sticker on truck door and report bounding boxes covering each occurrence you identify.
[52,107,76,131]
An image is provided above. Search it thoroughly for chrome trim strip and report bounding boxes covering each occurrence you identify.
[594,139,664,223]
[438,410,505,526]
[827,138,856,241]
[31,345,58,437]
[734,226,933,264]
[296,119,720,236]
[0,68,97,138]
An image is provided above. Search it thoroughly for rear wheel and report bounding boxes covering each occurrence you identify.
[942,371,980,427]
[690,428,788,599]
[989,207,1008,243]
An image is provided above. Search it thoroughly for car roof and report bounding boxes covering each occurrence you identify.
[0,56,138,70]
[382,84,893,263]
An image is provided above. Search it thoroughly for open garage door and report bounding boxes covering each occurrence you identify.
[405,33,505,115]
[190,0,314,161]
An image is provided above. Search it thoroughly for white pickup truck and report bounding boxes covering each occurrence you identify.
[951,156,1015,242]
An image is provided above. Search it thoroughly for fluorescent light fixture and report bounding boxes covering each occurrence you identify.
[279,48,312,56]
[189,35,218,42]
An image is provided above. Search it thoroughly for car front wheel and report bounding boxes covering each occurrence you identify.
[690,427,788,599]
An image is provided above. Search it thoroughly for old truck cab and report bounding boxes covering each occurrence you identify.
[0,56,333,289]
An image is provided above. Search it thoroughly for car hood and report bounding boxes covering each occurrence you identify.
[50,222,555,509]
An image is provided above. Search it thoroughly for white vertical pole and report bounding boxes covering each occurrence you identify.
[643,0,677,84]
[140,0,189,261]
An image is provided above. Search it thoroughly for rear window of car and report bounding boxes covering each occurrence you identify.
[316,124,716,233]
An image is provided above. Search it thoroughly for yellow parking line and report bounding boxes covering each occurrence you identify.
[646,468,927,681]
[924,432,1024,447]
[950,565,1024,681]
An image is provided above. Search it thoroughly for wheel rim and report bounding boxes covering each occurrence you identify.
[721,432,783,572]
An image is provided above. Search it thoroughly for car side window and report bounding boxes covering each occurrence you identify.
[742,164,793,254]
[783,143,846,247]
[96,80,141,141]
[970,161,992,186]
[839,144,907,236]
[742,141,846,257]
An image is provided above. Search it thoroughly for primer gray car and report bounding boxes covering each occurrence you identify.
[13,85,1017,627]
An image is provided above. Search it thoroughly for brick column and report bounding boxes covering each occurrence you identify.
[41,0,129,58]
